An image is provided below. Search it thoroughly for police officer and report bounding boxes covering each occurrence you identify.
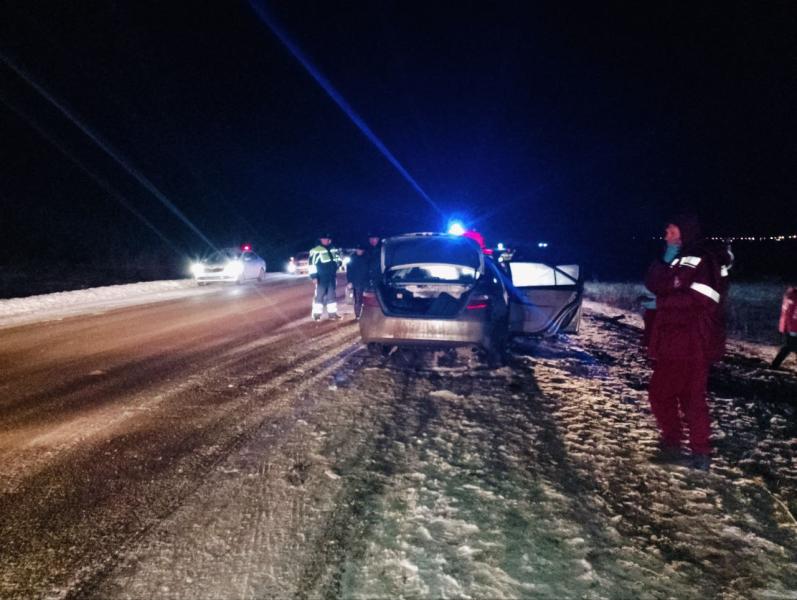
[365,233,382,288]
[309,234,342,320]
[346,244,369,319]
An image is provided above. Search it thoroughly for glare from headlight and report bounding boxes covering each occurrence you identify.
[226,260,244,275]
[343,256,351,265]
[191,262,204,276]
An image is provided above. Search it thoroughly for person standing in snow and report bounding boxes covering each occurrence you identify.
[308,234,342,321]
[771,286,797,369]
[346,244,369,319]
[365,233,382,288]
[644,213,732,471]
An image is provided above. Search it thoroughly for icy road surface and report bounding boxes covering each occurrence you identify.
[0,278,795,599]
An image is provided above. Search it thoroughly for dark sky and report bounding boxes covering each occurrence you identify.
[1,1,795,265]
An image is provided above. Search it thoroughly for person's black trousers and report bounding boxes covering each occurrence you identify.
[772,334,797,368]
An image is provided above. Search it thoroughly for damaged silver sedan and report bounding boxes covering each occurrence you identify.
[359,232,583,365]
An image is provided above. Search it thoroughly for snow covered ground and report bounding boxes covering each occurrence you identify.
[89,302,795,598]
[3,281,795,598]
[0,275,294,329]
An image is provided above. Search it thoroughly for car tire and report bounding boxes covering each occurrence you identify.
[197,281,207,286]
[367,343,390,357]
[257,268,266,282]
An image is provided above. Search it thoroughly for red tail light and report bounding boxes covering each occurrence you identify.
[363,291,380,307]
[466,294,490,310]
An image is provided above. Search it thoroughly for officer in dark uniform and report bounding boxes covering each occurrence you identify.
[365,233,382,288]
[346,244,369,319]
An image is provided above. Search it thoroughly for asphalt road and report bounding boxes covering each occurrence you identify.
[0,276,359,598]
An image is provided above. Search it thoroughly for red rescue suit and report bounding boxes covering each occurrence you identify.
[778,287,797,335]
[645,243,729,455]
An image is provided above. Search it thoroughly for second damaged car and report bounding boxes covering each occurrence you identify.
[359,232,583,365]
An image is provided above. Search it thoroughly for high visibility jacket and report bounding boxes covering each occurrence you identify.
[779,287,797,335]
[645,241,731,363]
[308,244,341,281]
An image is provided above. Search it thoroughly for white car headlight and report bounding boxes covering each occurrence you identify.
[191,262,204,276]
[226,261,244,275]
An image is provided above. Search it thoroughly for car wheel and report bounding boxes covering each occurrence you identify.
[197,281,207,286]
[257,268,266,282]
[367,343,390,357]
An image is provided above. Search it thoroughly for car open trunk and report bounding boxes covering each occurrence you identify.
[378,235,484,318]
[378,280,475,317]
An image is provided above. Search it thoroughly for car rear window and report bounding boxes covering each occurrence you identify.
[385,236,481,270]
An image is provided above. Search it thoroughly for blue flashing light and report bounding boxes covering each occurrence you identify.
[447,221,466,236]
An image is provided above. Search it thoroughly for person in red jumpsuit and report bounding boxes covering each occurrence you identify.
[772,286,797,369]
[645,214,731,471]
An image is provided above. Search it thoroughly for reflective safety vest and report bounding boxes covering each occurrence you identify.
[645,241,731,362]
[308,244,341,280]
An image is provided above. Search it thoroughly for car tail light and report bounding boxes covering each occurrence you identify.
[466,294,490,310]
[363,291,380,307]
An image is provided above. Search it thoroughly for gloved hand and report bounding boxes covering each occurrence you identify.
[663,244,679,263]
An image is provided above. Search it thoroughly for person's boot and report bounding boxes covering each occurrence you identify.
[328,313,342,320]
[688,454,711,471]
[312,314,321,322]
[650,444,686,464]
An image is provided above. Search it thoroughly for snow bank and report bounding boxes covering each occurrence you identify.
[0,277,287,329]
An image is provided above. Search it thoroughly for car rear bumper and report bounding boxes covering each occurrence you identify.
[358,306,492,348]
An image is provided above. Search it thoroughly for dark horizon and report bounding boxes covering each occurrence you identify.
[2,2,796,269]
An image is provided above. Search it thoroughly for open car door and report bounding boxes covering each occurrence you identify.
[507,262,583,336]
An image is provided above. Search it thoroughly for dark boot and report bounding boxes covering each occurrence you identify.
[650,444,686,464]
[688,454,711,471]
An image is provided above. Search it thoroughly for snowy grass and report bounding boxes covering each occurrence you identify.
[585,280,786,345]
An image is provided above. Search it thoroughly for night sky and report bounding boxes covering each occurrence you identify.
[1,2,795,268]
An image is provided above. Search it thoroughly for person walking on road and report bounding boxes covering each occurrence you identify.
[346,245,369,319]
[771,286,797,369]
[308,234,342,321]
[645,213,732,471]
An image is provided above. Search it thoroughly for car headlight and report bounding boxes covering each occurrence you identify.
[191,262,204,276]
[226,260,244,275]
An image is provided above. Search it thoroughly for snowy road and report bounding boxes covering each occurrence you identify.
[1,279,796,599]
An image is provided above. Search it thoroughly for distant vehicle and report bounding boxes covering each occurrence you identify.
[288,251,310,275]
[191,247,267,285]
[358,232,583,364]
